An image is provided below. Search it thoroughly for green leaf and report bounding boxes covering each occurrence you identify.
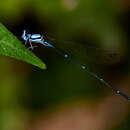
[0,23,46,69]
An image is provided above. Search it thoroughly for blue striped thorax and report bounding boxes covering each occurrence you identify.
[31,34,42,40]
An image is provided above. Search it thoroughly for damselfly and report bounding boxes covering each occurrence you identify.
[21,30,130,101]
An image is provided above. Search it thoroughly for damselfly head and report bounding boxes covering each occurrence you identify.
[21,30,29,41]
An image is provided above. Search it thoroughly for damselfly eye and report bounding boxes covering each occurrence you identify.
[24,29,29,33]
[24,36,28,41]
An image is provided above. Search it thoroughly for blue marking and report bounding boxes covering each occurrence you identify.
[24,36,29,41]
[100,78,103,81]
[64,54,68,58]
[44,41,54,48]
[81,66,86,70]
[116,90,120,94]
[31,34,41,39]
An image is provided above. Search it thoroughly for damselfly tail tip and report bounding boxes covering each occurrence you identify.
[116,90,120,94]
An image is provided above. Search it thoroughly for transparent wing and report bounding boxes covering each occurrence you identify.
[44,35,122,65]
[42,34,130,101]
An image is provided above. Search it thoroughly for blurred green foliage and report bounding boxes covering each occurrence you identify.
[0,0,129,130]
[0,23,46,69]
